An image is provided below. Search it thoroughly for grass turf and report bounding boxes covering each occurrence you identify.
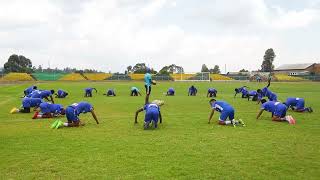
[0,81,319,179]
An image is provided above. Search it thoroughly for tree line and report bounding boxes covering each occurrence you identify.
[2,49,276,74]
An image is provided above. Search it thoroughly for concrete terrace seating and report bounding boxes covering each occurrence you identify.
[59,73,86,81]
[1,73,34,81]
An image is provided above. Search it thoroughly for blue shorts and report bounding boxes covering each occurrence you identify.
[219,108,235,121]
[274,104,287,118]
[144,108,159,123]
[40,104,51,114]
[66,106,79,122]
[296,99,305,110]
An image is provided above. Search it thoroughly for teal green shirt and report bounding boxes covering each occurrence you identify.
[144,73,152,86]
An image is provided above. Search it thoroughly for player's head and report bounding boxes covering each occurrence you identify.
[209,98,216,104]
[50,90,55,94]
[65,93,69,96]
[257,89,262,93]
[33,86,37,90]
[146,67,151,73]
[235,88,239,93]
[60,108,66,115]
[261,99,267,104]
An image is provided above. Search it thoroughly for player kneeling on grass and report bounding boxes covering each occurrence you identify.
[103,89,116,96]
[55,89,68,98]
[256,99,296,124]
[84,87,97,97]
[246,90,258,101]
[30,90,55,103]
[284,97,313,113]
[131,87,142,96]
[51,102,99,129]
[208,99,245,127]
[33,102,65,119]
[135,95,164,129]
[188,85,198,96]
[234,86,248,98]
[166,87,175,96]
[207,88,217,97]
[23,85,37,97]
[10,98,43,114]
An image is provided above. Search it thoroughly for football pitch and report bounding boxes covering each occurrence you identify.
[0,81,319,179]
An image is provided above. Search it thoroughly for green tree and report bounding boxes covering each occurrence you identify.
[132,63,157,74]
[159,64,184,75]
[239,69,249,72]
[3,54,33,73]
[201,64,209,72]
[210,65,220,74]
[261,48,275,72]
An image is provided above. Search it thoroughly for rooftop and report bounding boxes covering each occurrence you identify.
[275,63,315,70]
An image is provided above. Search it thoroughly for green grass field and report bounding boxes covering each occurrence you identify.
[0,81,319,179]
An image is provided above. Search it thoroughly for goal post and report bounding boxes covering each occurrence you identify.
[173,72,210,82]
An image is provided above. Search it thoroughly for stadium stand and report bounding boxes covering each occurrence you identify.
[83,73,112,80]
[210,74,233,80]
[129,74,145,80]
[59,73,86,81]
[32,72,66,81]
[170,74,195,81]
[0,73,35,81]
[274,74,307,81]
[152,74,173,81]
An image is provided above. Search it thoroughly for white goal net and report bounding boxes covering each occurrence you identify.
[172,72,210,82]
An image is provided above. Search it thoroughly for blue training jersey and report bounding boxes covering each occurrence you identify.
[168,88,175,93]
[131,87,139,92]
[211,101,233,113]
[189,87,197,93]
[286,97,303,106]
[22,98,43,108]
[248,90,257,96]
[144,103,160,112]
[70,102,93,115]
[144,73,152,86]
[208,88,217,93]
[40,102,63,114]
[85,88,94,93]
[57,89,66,96]
[25,86,36,95]
[261,101,281,113]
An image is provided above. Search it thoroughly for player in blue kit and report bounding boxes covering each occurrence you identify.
[207,88,217,97]
[30,90,55,103]
[234,86,248,98]
[84,87,97,97]
[208,99,245,126]
[246,90,259,101]
[130,87,142,96]
[10,98,44,114]
[51,102,99,129]
[284,97,313,113]
[103,89,116,96]
[32,102,65,119]
[257,80,277,103]
[55,89,68,98]
[166,87,175,96]
[256,99,296,124]
[23,85,37,97]
[135,94,163,129]
[188,85,197,96]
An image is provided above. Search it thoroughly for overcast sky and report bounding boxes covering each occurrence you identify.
[0,0,319,73]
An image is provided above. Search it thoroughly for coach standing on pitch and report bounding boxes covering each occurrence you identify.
[144,68,153,95]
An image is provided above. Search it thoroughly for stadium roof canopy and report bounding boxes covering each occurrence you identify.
[275,63,315,70]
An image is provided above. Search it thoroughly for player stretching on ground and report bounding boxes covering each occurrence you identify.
[188,85,197,96]
[32,102,65,119]
[135,94,163,129]
[51,102,99,129]
[103,89,116,96]
[130,87,142,96]
[84,87,97,97]
[207,88,217,97]
[284,97,313,113]
[23,85,37,97]
[55,89,68,98]
[246,90,259,101]
[256,99,296,124]
[208,99,245,127]
[10,98,43,114]
[166,88,175,96]
[234,86,248,98]
[257,79,277,104]
[29,90,55,104]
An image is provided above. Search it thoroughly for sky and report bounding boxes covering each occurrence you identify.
[0,0,319,73]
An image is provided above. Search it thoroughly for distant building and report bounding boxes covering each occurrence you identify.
[274,63,320,75]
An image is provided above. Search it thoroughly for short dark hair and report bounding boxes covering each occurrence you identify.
[261,99,267,104]
[33,86,37,89]
[209,99,216,103]
[257,89,262,93]
[50,90,55,94]
[235,88,239,93]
